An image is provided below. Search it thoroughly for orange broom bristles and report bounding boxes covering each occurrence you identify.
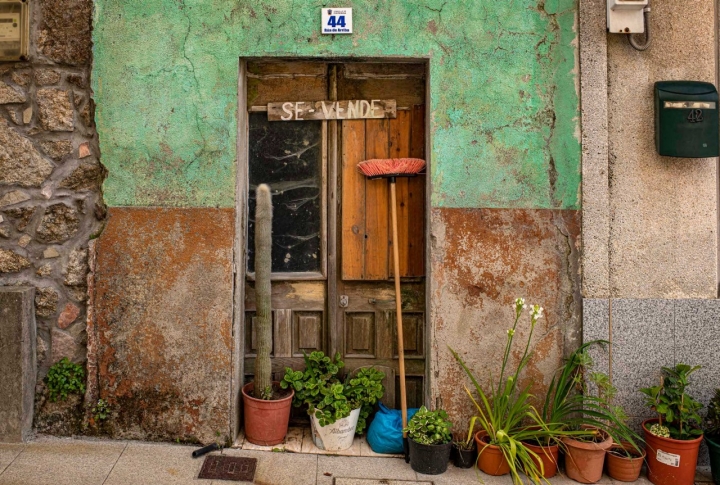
[357,158,426,179]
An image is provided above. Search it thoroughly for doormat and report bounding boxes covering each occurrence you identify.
[333,480,433,485]
[198,455,257,481]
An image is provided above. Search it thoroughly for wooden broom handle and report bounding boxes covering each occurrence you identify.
[390,180,408,436]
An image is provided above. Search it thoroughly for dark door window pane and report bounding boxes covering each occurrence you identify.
[248,113,322,273]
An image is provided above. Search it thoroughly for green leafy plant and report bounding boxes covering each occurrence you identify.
[704,389,720,437]
[280,351,384,434]
[46,357,86,402]
[93,399,110,421]
[404,406,452,445]
[541,340,641,449]
[451,298,563,484]
[640,363,703,440]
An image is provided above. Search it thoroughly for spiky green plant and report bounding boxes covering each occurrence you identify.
[254,184,273,399]
[542,340,642,451]
[451,299,557,485]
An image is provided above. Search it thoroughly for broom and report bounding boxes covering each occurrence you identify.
[357,157,425,462]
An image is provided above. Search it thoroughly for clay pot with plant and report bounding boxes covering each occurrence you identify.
[586,372,644,482]
[640,364,704,485]
[242,184,294,446]
[540,340,642,484]
[404,406,453,475]
[704,389,720,485]
[451,299,583,484]
[281,351,384,451]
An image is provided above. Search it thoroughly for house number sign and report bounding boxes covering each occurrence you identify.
[267,99,397,121]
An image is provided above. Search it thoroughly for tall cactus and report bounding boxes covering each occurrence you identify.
[254,184,273,399]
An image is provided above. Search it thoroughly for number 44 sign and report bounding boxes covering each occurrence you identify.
[321,8,352,34]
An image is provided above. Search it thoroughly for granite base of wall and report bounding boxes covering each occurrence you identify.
[584,298,720,465]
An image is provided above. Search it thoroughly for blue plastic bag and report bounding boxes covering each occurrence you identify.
[366,403,419,454]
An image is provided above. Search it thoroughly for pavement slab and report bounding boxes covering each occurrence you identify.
[317,455,417,485]
[0,444,25,475]
[0,438,125,485]
[334,480,432,485]
[222,448,318,485]
[103,442,208,485]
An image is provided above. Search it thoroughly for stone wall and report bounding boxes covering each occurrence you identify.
[0,0,104,432]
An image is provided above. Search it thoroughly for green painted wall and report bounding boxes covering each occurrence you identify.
[93,0,580,209]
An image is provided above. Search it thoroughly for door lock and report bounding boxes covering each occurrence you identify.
[339,295,349,308]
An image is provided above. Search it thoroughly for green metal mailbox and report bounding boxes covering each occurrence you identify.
[655,81,719,158]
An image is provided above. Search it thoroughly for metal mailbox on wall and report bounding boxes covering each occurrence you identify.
[655,81,719,158]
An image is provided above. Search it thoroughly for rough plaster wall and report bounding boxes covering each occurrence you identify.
[606,1,718,298]
[0,0,106,435]
[430,208,581,427]
[579,0,610,298]
[94,208,234,444]
[93,0,581,210]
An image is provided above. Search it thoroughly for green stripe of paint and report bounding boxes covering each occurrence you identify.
[93,0,580,209]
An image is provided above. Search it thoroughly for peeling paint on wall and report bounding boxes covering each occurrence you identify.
[93,0,580,210]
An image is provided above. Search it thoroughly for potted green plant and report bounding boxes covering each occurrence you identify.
[704,389,720,485]
[281,351,384,451]
[451,299,565,484]
[451,425,478,469]
[540,340,641,484]
[640,364,703,485]
[403,406,453,475]
[242,184,294,446]
[586,372,645,482]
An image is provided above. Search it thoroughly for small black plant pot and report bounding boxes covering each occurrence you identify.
[707,434,720,485]
[408,439,452,475]
[452,442,477,468]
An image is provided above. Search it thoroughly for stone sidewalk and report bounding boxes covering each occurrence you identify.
[0,436,714,485]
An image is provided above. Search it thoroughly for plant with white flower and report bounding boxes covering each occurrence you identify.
[529,305,544,326]
[450,297,550,484]
[514,298,527,318]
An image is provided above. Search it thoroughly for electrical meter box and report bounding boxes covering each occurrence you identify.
[607,0,648,33]
[0,0,28,62]
[655,81,719,158]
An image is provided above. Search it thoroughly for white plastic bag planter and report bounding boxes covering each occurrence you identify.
[310,407,361,451]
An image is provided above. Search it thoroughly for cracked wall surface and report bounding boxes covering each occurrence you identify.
[93,0,580,210]
[90,0,582,438]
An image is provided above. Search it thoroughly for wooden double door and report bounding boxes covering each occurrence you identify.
[243,61,427,410]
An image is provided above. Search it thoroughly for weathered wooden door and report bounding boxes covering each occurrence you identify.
[243,61,427,410]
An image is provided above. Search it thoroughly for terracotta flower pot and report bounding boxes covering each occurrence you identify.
[606,442,646,482]
[562,428,613,483]
[523,440,560,478]
[643,418,703,485]
[242,382,294,446]
[475,430,510,476]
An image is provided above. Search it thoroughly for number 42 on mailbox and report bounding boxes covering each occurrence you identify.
[321,8,353,35]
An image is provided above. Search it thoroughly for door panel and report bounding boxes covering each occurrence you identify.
[340,110,425,280]
[363,118,391,280]
[340,120,366,280]
[244,280,327,377]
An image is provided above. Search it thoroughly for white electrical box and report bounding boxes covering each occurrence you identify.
[607,0,648,34]
[0,0,28,62]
